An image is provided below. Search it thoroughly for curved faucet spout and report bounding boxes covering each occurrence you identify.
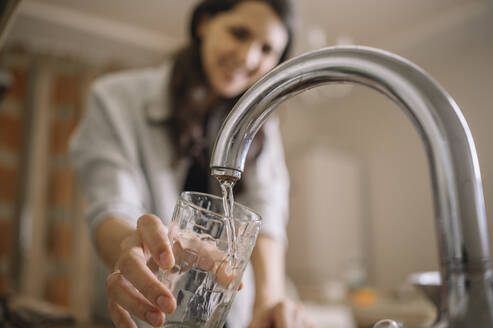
[210,46,493,327]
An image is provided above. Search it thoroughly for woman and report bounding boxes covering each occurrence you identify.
[70,0,310,327]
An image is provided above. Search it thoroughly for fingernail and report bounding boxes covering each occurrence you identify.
[157,295,174,313]
[160,251,173,268]
[146,311,162,326]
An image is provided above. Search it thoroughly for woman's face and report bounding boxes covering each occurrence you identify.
[198,1,289,98]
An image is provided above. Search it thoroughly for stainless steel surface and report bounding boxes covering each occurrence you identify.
[210,46,493,327]
[373,319,403,328]
[409,271,442,311]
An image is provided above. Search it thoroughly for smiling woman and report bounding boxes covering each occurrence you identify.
[168,0,293,170]
[68,1,313,328]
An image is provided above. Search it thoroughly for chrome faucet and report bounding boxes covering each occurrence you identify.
[210,46,493,327]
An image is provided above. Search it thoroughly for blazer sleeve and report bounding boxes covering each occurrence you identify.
[237,116,290,245]
[69,80,149,239]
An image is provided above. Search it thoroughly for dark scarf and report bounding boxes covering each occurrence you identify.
[182,147,210,193]
[182,112,211,194]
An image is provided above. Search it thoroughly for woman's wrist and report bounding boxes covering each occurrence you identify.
[251,236,286,313]
[94,216,136,269]
[253,296,283,315]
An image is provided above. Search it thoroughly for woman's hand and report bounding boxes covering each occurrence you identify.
[104,214,241,328]
[248,299,314,328]
[249,237,312,327]
[106,214,177,328]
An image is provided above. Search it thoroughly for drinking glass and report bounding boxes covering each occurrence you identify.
[158,191,262,328]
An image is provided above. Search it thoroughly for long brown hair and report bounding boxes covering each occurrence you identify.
[165,0,295,185]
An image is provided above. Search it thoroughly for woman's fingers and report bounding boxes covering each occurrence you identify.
[270,300,313,328]
[108,300,138,328]
[116,244,176,314]
[214,259,236,287]
[137,214,175,270]
[107,216,179,328]
[106,271,165,327]
[272,302,290,328]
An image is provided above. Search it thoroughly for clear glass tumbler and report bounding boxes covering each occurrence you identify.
[159,191,262,328]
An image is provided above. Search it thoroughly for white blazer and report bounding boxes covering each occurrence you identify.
[69,62,290,328]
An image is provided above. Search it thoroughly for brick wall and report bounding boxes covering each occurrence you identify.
[0,65,27,293]
[43,69,84,307]
[0,48,114,321]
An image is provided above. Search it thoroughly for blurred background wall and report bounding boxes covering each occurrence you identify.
[1,0,492,323]
[282,0,493,293]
